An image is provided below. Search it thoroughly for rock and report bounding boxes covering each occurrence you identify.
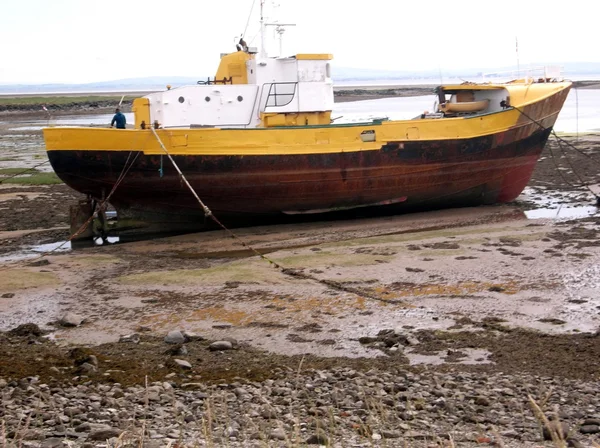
[58,313,84,327]
[119,333,140,344]
[583,418,600,426]
[270,428,286,440]
[1,293,15,298]
[165,344,188,356]
[381,430,401,439]
[209,341,233,351]
[474,396,490,406]
[568,439,585,448]
[173,359,192,369]
[9,323,44,337]
[88,427,122,441]
[183,330,204,341]
[79,363,97,374]
[40,438,65,448]
[164,330,185,344]
[305,430,329,444]
[580,425,600,434]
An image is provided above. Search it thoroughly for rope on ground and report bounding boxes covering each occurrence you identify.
[0,152,140,271]
[149,127,407,306]
[0,160,51,184]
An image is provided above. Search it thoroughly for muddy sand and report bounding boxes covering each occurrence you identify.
[1,115,600,447]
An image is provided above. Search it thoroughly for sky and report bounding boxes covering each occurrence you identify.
[1,0,598,84]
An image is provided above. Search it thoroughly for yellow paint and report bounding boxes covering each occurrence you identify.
[260,111,331,127]
[296,54,333,60]
[43,82,571,157]
[215,51,251,85]
[132,98,150,130]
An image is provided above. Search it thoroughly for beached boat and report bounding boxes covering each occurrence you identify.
[42,18,571,237]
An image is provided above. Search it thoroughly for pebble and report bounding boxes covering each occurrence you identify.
[164,330,185,344]
[58,312,84,327]
[580,424,600,434]
[209,340,234,351]
[173,359,192,369]
[119,333,140,344]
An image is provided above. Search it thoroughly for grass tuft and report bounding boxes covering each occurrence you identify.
[1,172,62,185]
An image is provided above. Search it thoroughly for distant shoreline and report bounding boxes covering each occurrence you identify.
[1,80,598,115]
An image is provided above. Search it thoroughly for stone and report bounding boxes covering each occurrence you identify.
[381,430,401,439]
[270,428,286,440]
[305,430,329,445]
[164,330,185,344]
[119,333,140,344]
[79,363,97,374]
[543,421,570,440]
[580,425,600,434]
[173,359,192,369]
[209,341,234,351]
[88,427,122,441]
[474,396,490,406]
[9,323,44,337]
[59,313,84,327]
[583,419,600,426]
[183,330,204,341]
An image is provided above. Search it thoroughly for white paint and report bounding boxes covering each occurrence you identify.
[146,54,333,128]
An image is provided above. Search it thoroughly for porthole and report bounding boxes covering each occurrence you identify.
[205,96,211,102]
[237,95,243,102]
[178,96,185,103]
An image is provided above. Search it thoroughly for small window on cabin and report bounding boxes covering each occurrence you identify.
[178,96,185,103]
[237,96,243,102]
[360,130,376,142]
[205,96,211,102]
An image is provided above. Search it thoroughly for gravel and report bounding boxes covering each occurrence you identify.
[2,365,599,447]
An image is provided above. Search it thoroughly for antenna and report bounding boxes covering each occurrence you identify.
[516,36,520,77]
[258,0,295,57]
[259,0,266,57]
[265,22,296,56]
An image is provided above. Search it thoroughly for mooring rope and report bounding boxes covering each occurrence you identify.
[149,127,408,305]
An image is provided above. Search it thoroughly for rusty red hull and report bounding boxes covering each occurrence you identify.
[47,126,553,232]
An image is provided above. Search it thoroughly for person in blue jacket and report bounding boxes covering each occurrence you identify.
[111,108,126,129]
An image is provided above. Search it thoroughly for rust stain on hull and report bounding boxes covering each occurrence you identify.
[47,126,552,231]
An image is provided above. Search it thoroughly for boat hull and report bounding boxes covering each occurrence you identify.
[47,126,552,232]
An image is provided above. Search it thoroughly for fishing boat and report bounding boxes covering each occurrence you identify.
[42,8,571,238]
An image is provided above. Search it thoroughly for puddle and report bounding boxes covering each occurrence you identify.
[0,236,120,263]
[405,348,492,365]
[519,187,600,220]
[525,205,599,220]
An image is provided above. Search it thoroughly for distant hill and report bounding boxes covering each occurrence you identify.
[1,62,599,94]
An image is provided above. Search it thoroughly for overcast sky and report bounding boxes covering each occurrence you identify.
[1,0,597,84]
